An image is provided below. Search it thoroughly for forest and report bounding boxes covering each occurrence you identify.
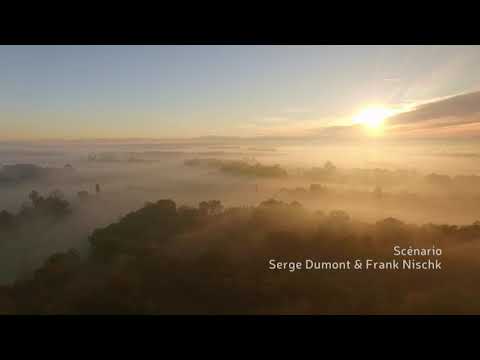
[3,45,480,316]
[1,190,480,314]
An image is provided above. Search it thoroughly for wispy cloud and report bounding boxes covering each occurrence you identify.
[388,90,480,127]
[239,91,480,141]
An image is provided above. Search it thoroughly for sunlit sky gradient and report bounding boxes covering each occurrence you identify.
[2,45,480,140]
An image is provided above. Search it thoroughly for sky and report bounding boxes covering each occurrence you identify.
[1,45,480,140]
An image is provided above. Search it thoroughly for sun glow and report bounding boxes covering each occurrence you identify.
[353,106,394,133]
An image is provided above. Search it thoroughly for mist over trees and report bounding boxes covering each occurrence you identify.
[2,140,480,314]
[0,164,75,185]
[184,158,288,178]
[0,190,71,238]
[1,194,480,314]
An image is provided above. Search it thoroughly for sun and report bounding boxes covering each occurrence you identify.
[353,106,394,133]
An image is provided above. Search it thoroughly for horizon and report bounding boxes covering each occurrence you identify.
[3,45,480,315]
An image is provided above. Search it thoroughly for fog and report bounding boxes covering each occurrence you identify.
[1,138,480,286]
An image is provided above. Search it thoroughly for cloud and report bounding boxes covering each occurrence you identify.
[297,90,480,140]
[237,91,480,141]
[388,91,480,127]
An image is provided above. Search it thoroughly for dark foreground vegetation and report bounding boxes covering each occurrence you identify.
[1,192,480,314]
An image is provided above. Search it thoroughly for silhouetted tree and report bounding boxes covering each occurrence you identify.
[29,190,42,207]
[199,200,224,215]
[24,190,70,218]
[0,210,14,232]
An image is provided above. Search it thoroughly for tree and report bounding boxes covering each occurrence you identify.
[199,200,224,215]
[259,198,284,208]
[178,205,200,217]
[29,190,42,207]
[0,210,14,232]
[26,190,70,217]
